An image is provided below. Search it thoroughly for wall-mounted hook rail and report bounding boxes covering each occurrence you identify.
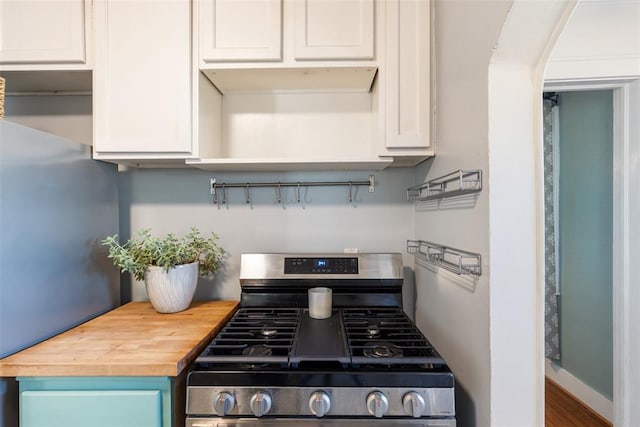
[407,239,482,276]
[407,169,482,202]
[210,175,375,205]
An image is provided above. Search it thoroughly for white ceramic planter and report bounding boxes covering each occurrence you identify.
[144,261,198,313]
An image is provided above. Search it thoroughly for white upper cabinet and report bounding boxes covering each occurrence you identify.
[195,0,378,93]
[93,0,193,161]
[191,0,433,171]
[200,0,282,63]
[199,0,376,64]
[293,0,374,61]
[0,0,90,69]
[383,0,430,150]
[196,0,376,70]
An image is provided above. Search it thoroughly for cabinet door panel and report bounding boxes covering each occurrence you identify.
[0,0,86,64]
[385,0,430,149]
[93,0,192,155]
[21,390,162,427]
[294,0,374,60]
[200,0,282,62]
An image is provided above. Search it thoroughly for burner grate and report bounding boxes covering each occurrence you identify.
[343,308,446,365]
[195,306,446,368]
[196,308,301,365]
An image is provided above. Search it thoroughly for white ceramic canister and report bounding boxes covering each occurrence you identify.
[308,287,332,319]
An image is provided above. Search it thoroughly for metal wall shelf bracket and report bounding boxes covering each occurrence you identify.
[210,175,375,205]
[407,170,482,202]
[407,240,482,276]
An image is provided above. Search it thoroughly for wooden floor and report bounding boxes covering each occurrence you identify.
[546,378,612,427]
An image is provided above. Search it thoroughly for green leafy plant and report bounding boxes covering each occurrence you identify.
[102,227,225,281]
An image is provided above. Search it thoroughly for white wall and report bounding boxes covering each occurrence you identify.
[488,2,574,426]
[118,168,417,311]
[417,1,575,426]
[412,2,511,426]
[546,0,640,82]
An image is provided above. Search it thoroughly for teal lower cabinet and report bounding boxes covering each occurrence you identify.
[18,376,185,427]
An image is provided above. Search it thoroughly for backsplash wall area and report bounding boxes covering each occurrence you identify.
[118,168,417,312]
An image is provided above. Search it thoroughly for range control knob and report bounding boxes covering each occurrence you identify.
[249,391,272,417]
[403,392,426,418]
[213,392,236,416]
[366,391,389,418]
[308,391,331,417]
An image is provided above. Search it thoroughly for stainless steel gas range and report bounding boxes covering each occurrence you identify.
[186,253,456,426]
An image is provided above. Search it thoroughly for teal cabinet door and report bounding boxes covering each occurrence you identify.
[21,390,162,427]
[18,377,177,427]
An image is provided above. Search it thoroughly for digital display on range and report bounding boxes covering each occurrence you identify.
[284,257,358,274]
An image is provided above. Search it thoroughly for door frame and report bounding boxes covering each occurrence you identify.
[543,77,639,426]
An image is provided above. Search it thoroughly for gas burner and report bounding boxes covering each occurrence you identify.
[242,344,273,357]
[366,324,381,338]
[256,322,278,338]
[363,342,403,358]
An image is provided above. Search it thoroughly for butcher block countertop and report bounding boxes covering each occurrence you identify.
[0,300,238,377]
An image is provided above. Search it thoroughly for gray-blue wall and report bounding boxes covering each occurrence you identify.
[0,121,120,427]
[117,168,418,313]
[558,90,613,399]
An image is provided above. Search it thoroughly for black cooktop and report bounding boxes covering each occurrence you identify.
[194,307,447,371]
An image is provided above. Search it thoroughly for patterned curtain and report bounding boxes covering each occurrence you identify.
[544,96,561,360]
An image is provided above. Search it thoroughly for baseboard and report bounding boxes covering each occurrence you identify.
[545,359,613,423]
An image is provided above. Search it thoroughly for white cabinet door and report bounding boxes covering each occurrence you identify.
[93,0,192,157]
[0,0,88,65]
[199,0,282,63]
[385,0,430,149]
[293,0,374,60]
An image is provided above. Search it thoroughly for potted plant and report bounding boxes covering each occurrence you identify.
[102,227,225,313]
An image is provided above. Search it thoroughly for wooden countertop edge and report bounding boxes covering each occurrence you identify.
[0,301,239,377]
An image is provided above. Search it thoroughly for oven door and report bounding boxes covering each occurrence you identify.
[187,418,456,427]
